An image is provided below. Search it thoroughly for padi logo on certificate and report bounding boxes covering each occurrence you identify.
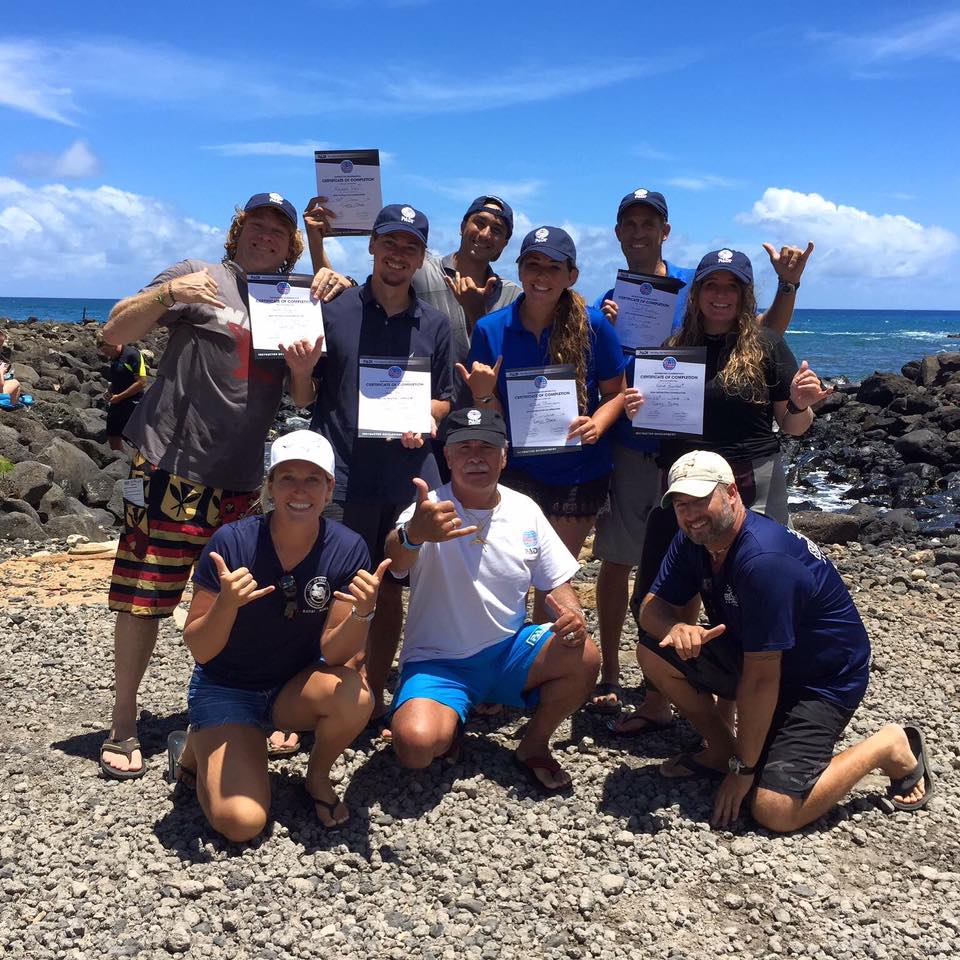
[534,375,549,389]
[662,356,678,371]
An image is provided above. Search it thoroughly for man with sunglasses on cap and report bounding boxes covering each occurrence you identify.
[286,203,454,724]
[100,192,351,780]
[383,407,599,793]
[634,449,933,830]
[593,187,815,722]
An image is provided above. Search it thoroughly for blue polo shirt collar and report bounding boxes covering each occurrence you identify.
[359,277,423,324]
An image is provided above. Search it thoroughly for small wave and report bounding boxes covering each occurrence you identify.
[899,330,957,340]
[788,330,885,338]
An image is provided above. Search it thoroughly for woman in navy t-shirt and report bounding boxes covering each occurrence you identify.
[171,430,390,840]
[463,226,627,617]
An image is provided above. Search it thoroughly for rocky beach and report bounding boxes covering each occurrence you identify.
[0,317,958,959]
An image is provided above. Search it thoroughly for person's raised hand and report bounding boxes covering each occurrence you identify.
[545,593,590,648]
[660,623,726,661]
[310,267,353,303]
[303,196,337,237]
[400,431,425,449]
[169,268,225,308]
[455,356,502,402]
[600,299,619,323]
[790,360,833,410]
[280,335,324,379]
[210,551,275,608]
[444,271,496,318]
[333,558,392,618]
[762,241,814,286]
[406,478,478,543]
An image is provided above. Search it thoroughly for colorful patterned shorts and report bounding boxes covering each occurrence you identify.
[108,452,259,618]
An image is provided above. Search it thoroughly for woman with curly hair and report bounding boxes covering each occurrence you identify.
[611,248,831,742]
[461,226,627,617]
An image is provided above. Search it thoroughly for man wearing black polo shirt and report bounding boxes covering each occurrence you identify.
[636,450,934,831]
[287,204,453,719]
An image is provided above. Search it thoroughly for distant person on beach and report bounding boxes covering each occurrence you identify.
[462,226,627,623]
[97,335,147,451]
[590,187,815,717]
[99,192,353,781]
[0,330,23,407]
[285,203,453,728]
[632,450,934,830]
[384,407,599,793]
[611,248,830,737]
[167,431,383,838]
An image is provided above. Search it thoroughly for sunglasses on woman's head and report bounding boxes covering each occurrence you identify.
[278,574,297,619]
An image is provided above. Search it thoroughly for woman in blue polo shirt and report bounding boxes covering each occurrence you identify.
[462,227,626,616]
[169,430,390,840]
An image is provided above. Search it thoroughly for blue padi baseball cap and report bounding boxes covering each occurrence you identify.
[617,188,668,222]
[244,192,298,227]
[694,249,754,285]
[517,226,577,264]
[463,195,514,239]
[373,204,429,246]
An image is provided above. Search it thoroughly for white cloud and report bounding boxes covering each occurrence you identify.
[737,187,959,279]
[665,174,740,191]
[0,177,225,293]
[13,139,101,178]
[204,141,333,158]
[839,10,960,63]
[404,175,544,204]
[633,143,671,162]
[0,39,78,124]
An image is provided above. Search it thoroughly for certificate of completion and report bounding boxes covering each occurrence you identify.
[357,356,432,438]
[631,347,707,437]
[314,149,383,236]
[612,270,686,350]
[505,364,581,456]
[247,273,323,361]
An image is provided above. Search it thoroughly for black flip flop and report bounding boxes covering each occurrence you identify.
[307,789,349,829]
[606,712,673,737]
[585,681,626,715]
[889,725,936,812]
[660,752,725,781]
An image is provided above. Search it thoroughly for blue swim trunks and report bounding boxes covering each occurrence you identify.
[391,623,554,724]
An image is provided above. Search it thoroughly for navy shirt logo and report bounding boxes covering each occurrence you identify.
[304,576,331,611]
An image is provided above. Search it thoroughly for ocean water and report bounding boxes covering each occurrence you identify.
[2,299,957,381]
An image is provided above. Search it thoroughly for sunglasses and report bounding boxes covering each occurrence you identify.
[278,574,297,619]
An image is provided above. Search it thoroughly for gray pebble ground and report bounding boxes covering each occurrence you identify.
[0,540,957,960]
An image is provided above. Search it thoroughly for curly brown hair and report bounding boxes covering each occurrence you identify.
[547,284,591,412]
[223,208,304,273]
[668,278,768,403]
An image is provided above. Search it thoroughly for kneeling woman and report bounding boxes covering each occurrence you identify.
[173,430,387,841]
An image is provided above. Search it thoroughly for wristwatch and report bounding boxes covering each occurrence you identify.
[397,521,423,552]
[778,280,799,295]
[786,398,809,415]
[728,756,757,776]
[350,606,376,622]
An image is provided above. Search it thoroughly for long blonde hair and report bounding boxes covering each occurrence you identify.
[668,279,768,403]
[548,285,591,412]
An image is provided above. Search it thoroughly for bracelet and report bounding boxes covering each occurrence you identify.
[786,398,809,415]
[350,606,376,622]
[153,283,176,308]
[473,394,494,405]
[344,276,359,288]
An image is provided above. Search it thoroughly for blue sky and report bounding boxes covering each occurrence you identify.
[1,0,958,310]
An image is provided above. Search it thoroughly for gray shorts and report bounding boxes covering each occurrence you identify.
[592,445,661,565]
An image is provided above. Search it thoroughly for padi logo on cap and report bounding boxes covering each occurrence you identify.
[401,206,416,223]
[340,160,354,173]
[268,192,284,204]
[634,188,649,199]
[304,576,331,611]
[467,409,482,424]
[534,227,550,242]
[718,249,734,263]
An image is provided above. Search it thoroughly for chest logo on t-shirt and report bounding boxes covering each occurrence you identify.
[522,530,539,558]
[723,585,739,607]
[304,576,331,611]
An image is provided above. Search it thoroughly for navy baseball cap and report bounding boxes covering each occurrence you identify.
[442,407,508,448]
[617,188,668,222]
[694,249,754,285]
[463,196,514,239]
[244,193,298,227]
[373,204,429,246]
[517,226,577,264]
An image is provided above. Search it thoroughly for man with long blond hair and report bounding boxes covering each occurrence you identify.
[98,192,350,780]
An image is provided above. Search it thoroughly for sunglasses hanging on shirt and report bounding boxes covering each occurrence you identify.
[278,574,298,619]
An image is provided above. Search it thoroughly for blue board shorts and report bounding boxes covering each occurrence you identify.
[187,665,288,732]
[391,623,554,724]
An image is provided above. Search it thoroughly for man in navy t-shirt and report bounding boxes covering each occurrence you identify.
[634,450,933,831]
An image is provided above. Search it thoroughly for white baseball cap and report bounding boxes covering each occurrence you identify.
[268,430,335,479]
[661,450,735,509]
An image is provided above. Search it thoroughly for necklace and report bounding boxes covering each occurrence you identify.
[460,495,500,545]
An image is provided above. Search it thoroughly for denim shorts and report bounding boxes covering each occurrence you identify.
[187,665,286,732]
[391,623,554,724]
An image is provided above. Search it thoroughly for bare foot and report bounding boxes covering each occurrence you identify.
[266,731,300,755]
[515,747,571,791]
[473,703,504,717]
